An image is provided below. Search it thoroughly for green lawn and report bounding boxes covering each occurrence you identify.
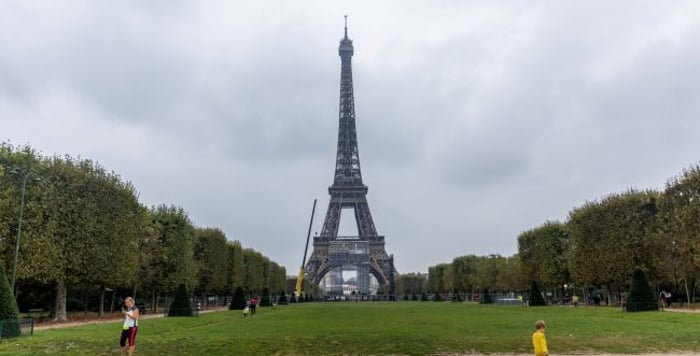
[1,302,699,355]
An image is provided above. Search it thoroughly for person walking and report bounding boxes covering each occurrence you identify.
[532,320,548,356]
[120,297,139,356]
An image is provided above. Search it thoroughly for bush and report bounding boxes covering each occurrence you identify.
[278,291,288,305]
[229,287,247,310]
[529,282,546,306]
[0,262,21,337]
[452,290,462,302]
[479,289,493,304]
[626,268,659,312]
[168,284,193,317]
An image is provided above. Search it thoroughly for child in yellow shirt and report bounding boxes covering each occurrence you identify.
[532,320,548,356]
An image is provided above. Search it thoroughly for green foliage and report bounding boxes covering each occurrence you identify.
[0,261,20,337]
[229,287,246,310]
[194,228,229,296]
[568,190,663,290]
[529,282,546,306]
[146,205,197,296]
[658,165,700,306]
[518,221,569,291]
[398,272,427,296]
[452,290,462,302]
[626,268,659,312]
[168,284,193,317]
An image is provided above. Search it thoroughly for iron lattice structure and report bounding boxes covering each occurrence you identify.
[305,20,396,295]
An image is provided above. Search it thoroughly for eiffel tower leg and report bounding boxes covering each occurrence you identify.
[320,197,341,237]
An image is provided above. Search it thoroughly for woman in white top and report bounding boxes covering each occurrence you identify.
[120,297,139,356]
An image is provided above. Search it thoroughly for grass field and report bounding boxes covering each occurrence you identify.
[1,302,699,355]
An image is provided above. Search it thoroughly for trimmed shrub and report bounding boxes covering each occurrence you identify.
[229,287,247,310]
[529,282,546,306]
[260,288,272,307]
[0,262,21,337]
[278,290,288,305]
[433,292,442,302]
[626,268,659,312]
[411,293,418,301]
[479,289,493,304]
[452,290,462,302]
[168,284,193,317]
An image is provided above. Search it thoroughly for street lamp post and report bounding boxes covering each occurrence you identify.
[9,169,40,296]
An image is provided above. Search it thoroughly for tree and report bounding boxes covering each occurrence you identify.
[452,255,479,297]
[194,228,229,305]
[0,260,21,337]
[147,205,197,294]
[518,221,569,294]
[242,249,264,295]
[428,264,448,294]
[626,268,659,312]
[398,273,427,298]
[168,283,193,317]
[568,190,663,302]
[659,165,700,306]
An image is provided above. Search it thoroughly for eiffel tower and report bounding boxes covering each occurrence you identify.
[305,17,396,296]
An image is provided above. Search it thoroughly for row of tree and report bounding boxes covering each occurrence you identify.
[0,143,286,321]
[425,165,700,305]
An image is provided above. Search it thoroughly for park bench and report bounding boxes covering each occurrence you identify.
[24,308,49,321]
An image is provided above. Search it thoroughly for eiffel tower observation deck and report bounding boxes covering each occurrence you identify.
[304,17,396,297]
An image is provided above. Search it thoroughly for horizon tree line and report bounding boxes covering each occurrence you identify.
[0,143,286,321]
[424,164,700,305]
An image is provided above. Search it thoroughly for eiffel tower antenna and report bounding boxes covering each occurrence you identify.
[344,15,348,38]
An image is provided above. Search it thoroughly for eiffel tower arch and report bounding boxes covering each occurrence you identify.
[305,18,397,296]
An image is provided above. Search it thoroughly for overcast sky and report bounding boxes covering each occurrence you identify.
[2,1,700,274]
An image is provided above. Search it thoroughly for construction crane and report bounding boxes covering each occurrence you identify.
[295,198,317,298]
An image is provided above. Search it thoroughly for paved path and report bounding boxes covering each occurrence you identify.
[33,307,228,330]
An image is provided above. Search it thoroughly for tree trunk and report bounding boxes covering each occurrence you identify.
[683,278,691,308]
[54,279,68,321]
[82,290,88,316]
[110,289,116,313]
[152,291,157,313]
[98,285,105,317]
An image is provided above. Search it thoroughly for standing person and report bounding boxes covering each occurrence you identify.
[250,297,257,315]
[659,290,667,309]
[532,320,548,356]
[120,297,139,356]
